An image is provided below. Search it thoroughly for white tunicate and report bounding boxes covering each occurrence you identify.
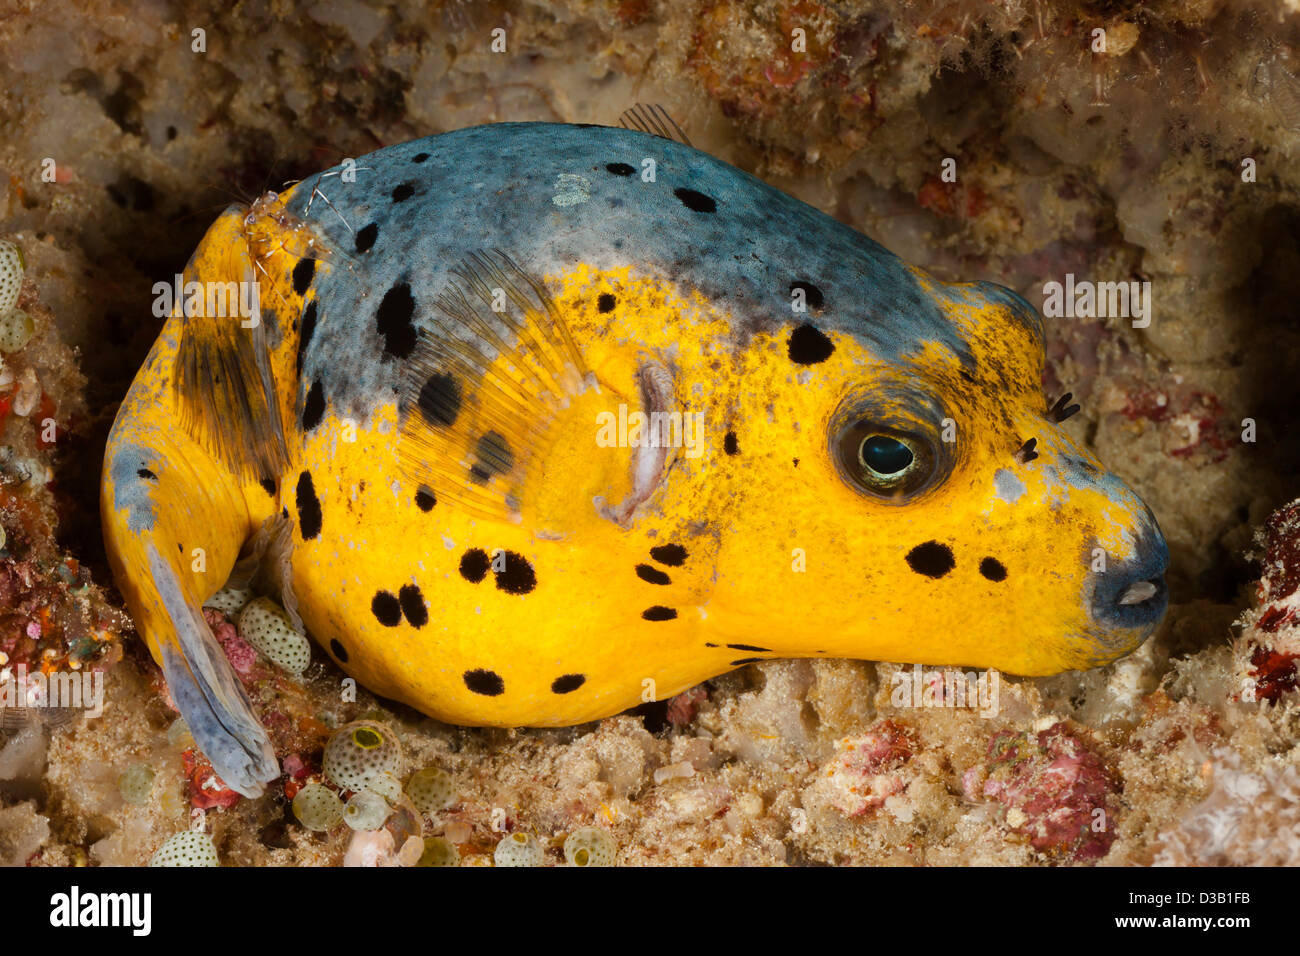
[563,827,616,867]
[367,772,402,801]
[149,831,220,867]
[494,832,544,867]
[344,790,390,831]
[405,766,456,814]
[238,596,311,675]
[418,836,459,867]
[11,367,38,414]
[118,763,155,805]
[323,720,402,791]
[292,783,344,831]
[0,309,34,354]
[0,241,23,316]
[204,585,252,616]
[166,717,194,749]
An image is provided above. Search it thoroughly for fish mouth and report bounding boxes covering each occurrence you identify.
[1086,531,1170,634]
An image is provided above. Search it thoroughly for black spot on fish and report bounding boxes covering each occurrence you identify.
[296,471,322,540]
[980,557,1008,582]
[137,468,157,480]
[414,487,436,511]
[705,642,719,647]
[788,323,835,364]
[371,590,402,627]
[329,638,348,662]
[355,223,378,253]
[259,477,276,496]
[731,658,762,666]
[551,673,586,694]
[636,564,671,586]
[292,258,316,296]
[789,280,824,310]
[412,152,430,163]
[906,541,954,579]
[727,643,770,652]
[464,668,504,696]
[302,379,325,431]
[392,182,415,202]
[459,548,490,583]
[417,372,461,427]
[649,544,687,567]
[724,431,739,455]
[674,187,717,213]
[399,584,428,627]
[642,606,677,621]
[494,550,536,595]
[597,293,616,313]
[376,281,417,359]
[297,302,317,373]
[469,431,513,483]
[606,162,635,176]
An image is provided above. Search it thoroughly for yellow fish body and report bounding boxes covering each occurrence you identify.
[101,123,1168,795]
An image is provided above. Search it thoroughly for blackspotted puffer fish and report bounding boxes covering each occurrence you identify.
[101,122,1168,796]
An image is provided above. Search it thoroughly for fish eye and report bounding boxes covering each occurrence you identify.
[860,434,914,477]
[834,422,934,499]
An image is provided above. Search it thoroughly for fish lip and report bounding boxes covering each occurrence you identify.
[1087,531,1170,632]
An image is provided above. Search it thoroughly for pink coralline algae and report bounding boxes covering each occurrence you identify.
[202,607,257,677]
[1121,386,1233,462]
[969,723,1119,862]
[280,753,315,800]
[822,719,913,816]
[1238,499,1300,702]
[666,685,709,728]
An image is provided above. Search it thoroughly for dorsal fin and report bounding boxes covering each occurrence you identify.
[618,103,692,146]
[397,250,592,522]
[173,260,291,484]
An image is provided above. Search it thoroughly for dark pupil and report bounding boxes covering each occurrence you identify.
[862,436,913,475]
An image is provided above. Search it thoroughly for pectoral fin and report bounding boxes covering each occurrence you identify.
[396,249,593,523]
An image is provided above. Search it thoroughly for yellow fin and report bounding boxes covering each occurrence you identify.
[397,250,591,522]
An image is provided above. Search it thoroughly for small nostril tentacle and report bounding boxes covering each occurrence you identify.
[1117,580,1158,605]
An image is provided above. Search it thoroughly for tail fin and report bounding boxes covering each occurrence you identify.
[103,428,279,798]
[148,544,278,796]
